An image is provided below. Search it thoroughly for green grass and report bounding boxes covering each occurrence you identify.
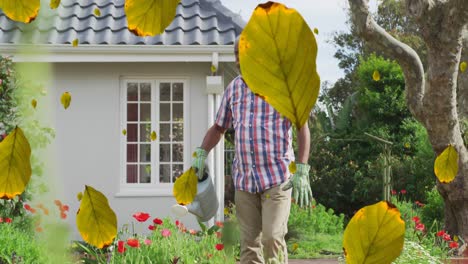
[287,233,343,259]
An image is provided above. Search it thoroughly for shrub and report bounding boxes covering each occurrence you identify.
[420,187,444,227]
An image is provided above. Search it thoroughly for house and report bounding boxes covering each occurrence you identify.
[0,0,245,238]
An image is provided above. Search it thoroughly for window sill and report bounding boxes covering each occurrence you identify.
[115,186,174,197]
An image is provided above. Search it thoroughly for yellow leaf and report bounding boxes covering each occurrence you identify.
[460,62,467,73]
[122,129,127,136]
[211,65,217,74]
[434,145,459,183]
[288,161,296,174]
[239,2,320,129]
[454,235,459,242]
[72,38,79,47]
[404,142,410,149]
[151,131,157,141]
[76,185,117,249]
[313,28,319,34]
[373,70,381,81]
[61,92,71,109]
[173,167,198,205]
[49,0,60,9]
[0,127,32,199]
[0,0,40,23]
[31,99,37,109]
[343,201,405,264]
[125,0,180,37]
[94,8,101,17]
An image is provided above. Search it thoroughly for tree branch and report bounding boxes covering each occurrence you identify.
[348,0,426,123]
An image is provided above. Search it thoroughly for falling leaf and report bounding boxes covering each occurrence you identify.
[239,2,320,129]
[404,142,410,149]
[122,129,127,136]
[125,0,181,36]
[372,70,380,81]
[72,39,79,47]
[434,145,459,183]
[173,167,198,205]
[460,62,467,72]
[313,28,319,34]
[0,127,32,199]
[61,92,71,109]
[151,131,157,141]
[210,65,217,74]
[0,0,40,23]
[31,99,37,109]
[49,0,60,9]
[76,185,117,249]
[288,161,296,174]
[94,8,101,17]
[343,201,405,264]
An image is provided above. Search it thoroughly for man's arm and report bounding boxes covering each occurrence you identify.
[296,121,310,163]
[200,124,227,152]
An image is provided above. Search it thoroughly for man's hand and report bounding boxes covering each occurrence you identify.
[282,163,312,208]
[191,147,207,179]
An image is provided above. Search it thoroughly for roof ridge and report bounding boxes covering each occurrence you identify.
[200,0,246,29]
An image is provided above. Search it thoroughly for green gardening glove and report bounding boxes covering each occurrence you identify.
[191,147,207,179]
[282,163,313,208]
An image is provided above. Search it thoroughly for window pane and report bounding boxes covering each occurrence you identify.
[160,83,170,101]
[127,144,137,162]
[140,83,151,101]
[173,103,183,122]
[173,83,183,101]
[140,164,151,183]
[127,103,138,121]
[160,103,170,121]
[160,123,170,142]
[173,144,183,162]
[140,144,151,162]
[139,123,151,142]
[140,103,151,122]
[127,124,137,142]
[160,164,171,183]
[172,164,184,182]
[127,83,138,101]
[173,123,183,142]
[160,144,170,162]
[127,164,137,183]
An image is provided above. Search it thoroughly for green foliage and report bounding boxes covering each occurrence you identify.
[0,222,50,264]
[420,188,444,227]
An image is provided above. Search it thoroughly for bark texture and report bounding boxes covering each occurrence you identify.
[348,0,468,242]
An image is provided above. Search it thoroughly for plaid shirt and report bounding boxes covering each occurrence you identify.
[215,76,294,193]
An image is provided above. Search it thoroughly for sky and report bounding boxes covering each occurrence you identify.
[219,1,379,84]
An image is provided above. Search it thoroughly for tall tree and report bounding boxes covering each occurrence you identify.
[348,0,468,241]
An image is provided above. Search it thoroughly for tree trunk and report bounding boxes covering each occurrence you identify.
[348,0,468,242]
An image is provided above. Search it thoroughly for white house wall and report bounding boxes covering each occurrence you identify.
[48,62,212,240]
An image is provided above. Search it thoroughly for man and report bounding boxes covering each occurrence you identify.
[192,36,312,263]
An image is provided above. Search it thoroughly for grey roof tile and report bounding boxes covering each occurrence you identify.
[0,0,245,45]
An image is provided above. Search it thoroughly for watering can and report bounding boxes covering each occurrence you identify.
[171,166,219,222]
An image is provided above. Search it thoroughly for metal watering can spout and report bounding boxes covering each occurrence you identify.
[171,166,219,222]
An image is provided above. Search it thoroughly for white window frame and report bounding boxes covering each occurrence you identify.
[117,76,190,197]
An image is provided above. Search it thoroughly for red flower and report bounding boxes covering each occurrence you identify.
[0,218,3,223]
[153,218,163,225]
[24,204,32,211]
[215,244,224,251]
[400,189,407,195]
[415,223,425,232]
[132,212,150,222]
[412,216,420,223]
[60,212,67,219]
[189,229,197,235]
[148,225,156,231]
[415,201,425,207]
[391,190,397,195]
[54,200,62,207]
[117,240,126,253]
[443,233,451,241]
[215,221,224,228]
[61,205,69,212]
[175,220,180,226]
[216,231,222,239]
[449,241,459,249]
[5,218,12,223]
[144,239,151,245]
[436,230,446,237]
[35,226,43,232]
[127,238,140,248]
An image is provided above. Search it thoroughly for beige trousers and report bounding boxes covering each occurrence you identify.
[235,182,292,264]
